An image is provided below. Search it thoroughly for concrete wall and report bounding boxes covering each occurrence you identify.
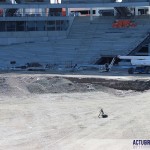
[0,31,67,45]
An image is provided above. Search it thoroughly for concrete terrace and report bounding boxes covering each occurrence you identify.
[0,16,150,68]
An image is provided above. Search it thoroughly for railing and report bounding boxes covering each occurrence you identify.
[128,33,150,55]
[0,20,70,32]
[1,11,67,17]
[66,16,75,37]
[61,0,149,3]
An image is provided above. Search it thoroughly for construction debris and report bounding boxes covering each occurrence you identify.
[98,108,108,118]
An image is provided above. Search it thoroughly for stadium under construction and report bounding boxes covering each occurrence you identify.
[1,2,150,150]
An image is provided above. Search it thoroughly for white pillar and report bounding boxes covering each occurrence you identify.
[147,6,150,15]
[45,8,49,16]
[3,9,5,17]
[41,8,46,16]
[95,8,99,16]
[11,0,15,4]
[114,8,117,16]
[135,7,139,16]
[22,8,25,16]
[66,8,69,16]
[90,8,93,22]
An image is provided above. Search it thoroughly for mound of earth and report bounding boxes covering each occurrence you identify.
[0,76,149,96]
[26,77,97,94]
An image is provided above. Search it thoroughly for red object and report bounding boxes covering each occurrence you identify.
[112,20,136,28]
[0,9,3,16]
[62,8,66,16]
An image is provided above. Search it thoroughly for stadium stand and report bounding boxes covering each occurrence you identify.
[0,0,150,68]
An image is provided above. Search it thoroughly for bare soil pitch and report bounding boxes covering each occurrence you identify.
[0,74,150,150]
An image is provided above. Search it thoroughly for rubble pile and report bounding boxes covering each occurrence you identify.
[0,76,150,96]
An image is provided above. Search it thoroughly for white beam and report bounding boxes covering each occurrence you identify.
[118,56,150,60]
[0,2,149,9]
[90,8,93,21]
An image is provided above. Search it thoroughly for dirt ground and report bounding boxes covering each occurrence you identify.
[0,72,150,150]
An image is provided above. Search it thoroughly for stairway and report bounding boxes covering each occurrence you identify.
[60,16,150,64]
[128,33,150,55]
[115,7,132,18]
[6,9,18,16]
[5,0,21,16]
